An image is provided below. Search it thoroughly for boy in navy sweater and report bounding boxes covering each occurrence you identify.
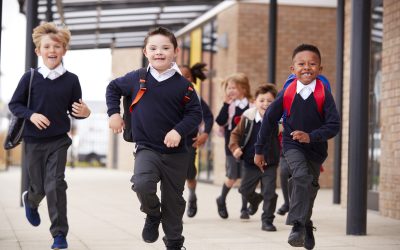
[106,27,202,250]
[229,83,280,231]
[9,22,91,250]
[254,44,340,249]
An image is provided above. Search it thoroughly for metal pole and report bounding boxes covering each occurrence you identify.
[333,0,344,205]
[346,0,371,235]
[46,0,53,22]
[267,0,277,84]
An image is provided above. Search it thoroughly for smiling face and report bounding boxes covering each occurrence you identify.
[290,50,322,85]
[143,34,178,74]
[35,34,66,69]
[226,80,240,100]
[255,92,275,117]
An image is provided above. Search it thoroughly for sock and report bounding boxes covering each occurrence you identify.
[188,187,196,202]
[241,194,248,211]
[220,184,231,201]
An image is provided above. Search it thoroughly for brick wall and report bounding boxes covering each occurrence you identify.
[380,0,400,219]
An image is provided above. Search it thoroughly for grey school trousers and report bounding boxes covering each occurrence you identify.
[131,148,189,242]
[283,149,320,225]
[24,135,72,237]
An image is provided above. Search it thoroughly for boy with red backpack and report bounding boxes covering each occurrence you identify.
[254,44,340,249]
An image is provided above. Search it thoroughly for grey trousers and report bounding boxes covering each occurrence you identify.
[279,155,291,207]
[24,135,72,237]
[131,148,189,241]
[283,149,320,225]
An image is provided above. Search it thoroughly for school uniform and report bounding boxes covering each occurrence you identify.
[255,79,340,226]
[8,64,85,237]
[106,63,202,245]
[229,107,280,225]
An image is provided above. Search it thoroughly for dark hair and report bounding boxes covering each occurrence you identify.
[143,26,178,49]
[292,44,321,62]
[255,83,277,98]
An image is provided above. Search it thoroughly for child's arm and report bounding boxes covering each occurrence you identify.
[193,99,214,148]
[72,99,91,118]
[229,116,245,159]
[215,102,230,126]
[8,72,34,120]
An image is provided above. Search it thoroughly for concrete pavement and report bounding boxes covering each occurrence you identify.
[1,166,400,250]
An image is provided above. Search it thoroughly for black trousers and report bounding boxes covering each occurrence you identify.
[279,155,291,207]
[131,148,188,242]
[239,163,278,223]
[24,135,72,237]
[283,149,320,225]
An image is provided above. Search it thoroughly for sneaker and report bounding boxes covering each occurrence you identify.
[287,221,305,247]
[21,191,40,226]
[248,193,263,215]
[262,221,277,231]
[304,220,316,249]
[142,214,161,243]
[216,196,228,219]
[240,209,250,220]
[276,204,289,216]
[187,199,197,218]
[51,234,68,249]
[163,236,186,250]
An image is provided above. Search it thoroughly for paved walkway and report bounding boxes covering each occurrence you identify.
[1,167,400,250]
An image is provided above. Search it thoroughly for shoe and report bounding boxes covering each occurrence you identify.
[288,221,305,247]
[163,236,186,250]
[51,234,68,249]
[277,204,289,216]
[187,199,197,218]
[248,193,263,215]
[142,214,161,243]
[216,196,228,219]
[304,220,316,249]
[21,191,41,226]
[240,210,250,220]
[262,221,277,231]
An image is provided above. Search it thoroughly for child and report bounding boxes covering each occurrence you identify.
[254,44,340,249]
[215,73,252,219]
[179,63,214,218]
[106,27,202,250]
[229,83,280,231]
[9,22,91,250]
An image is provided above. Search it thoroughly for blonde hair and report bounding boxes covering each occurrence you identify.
[222,73,252,100]
[32,22,71,50]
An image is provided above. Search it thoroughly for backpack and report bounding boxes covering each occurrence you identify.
[282,74,331,119]
[122,68,195,142]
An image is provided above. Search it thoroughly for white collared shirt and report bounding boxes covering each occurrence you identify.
[296,79,316,100]
[147,62,182,82]
[255,111,262,123]
[38,64,66,80]
[234,98,249,109]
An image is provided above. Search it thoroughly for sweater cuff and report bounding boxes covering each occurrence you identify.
[254,145,264,154]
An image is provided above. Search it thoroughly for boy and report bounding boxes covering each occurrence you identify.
[229,83,280,231]
[9,22,91,249]
[254,44,340,249]
[106,27,202,250]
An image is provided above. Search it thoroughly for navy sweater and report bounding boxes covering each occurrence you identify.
[255,87,340,164]
[186,98,214,147]
[216,103,249,155]
[106,70,202,154]
[8,69,83,143]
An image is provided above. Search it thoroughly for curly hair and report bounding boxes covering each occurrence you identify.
[32,22,71,49]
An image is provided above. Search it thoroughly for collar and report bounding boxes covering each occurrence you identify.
[296,79,316,93]
[255,111,262,123]
[234,98,249,109]
[38,64,66,79]
[147,62,182,78]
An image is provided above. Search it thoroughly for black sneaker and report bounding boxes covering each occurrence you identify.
[240,209,250,220]
[288,221,305,247]
[262,221,277,231]
[304,220,316,249]
[276,204,289,216]
[187,199,197,218]
[216,196,228,219]
[248,193,263,215]
[142,215,161,243]
[163,236,186,250]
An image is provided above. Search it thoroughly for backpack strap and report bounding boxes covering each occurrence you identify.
[313,79,325,115]
[239,118,254,149]
[129,68,147,112]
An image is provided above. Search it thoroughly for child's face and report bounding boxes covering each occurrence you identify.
[255,92,275,117]
[290,50,322,85]
[180,67,193,82]
[143,34,178,74]
[226,81,239,100]
[35,35,66,70]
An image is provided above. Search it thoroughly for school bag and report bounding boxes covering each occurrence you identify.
[282,74,331,119]
[122,68,195,142]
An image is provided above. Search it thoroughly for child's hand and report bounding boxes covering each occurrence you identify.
[224,92,234,104]
[109,113,124,134]
[192,133,209,148]
[164,129,181,148]
[30,113,50,130]
[233,148,243,159]
[254,154,265,173]
[72,99,91,118]
[291,130,310,143]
